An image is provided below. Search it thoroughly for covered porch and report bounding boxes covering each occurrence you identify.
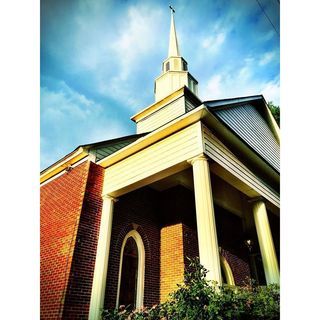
[88,119,280,319]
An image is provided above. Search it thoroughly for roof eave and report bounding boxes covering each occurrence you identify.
[97,104,279,189]
[201,109,280,189]
[203,94,264,108]
[40,147,89,184]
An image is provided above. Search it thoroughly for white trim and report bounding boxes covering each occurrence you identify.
[202,125,280,208]
[40,155,89,187]
[40,147,88,183]
[116,230,145,309]
[89,196,115,320]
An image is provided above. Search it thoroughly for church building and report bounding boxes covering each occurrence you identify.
[40,9,280,320]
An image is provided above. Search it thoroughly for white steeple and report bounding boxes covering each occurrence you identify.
[168,8,180,57]
[131,7,202,134]
[154,6,198,102]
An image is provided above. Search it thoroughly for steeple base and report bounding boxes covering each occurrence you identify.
[155,71,198,102]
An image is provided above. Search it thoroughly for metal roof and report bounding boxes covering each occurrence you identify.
[204,95,264,108]
[40,133,147,174]
[205,97,280,173]
[81,133,148,162]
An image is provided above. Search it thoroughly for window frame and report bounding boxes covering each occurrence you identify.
[116,230,145,309]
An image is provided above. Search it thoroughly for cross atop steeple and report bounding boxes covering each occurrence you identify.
[168,5,180,57]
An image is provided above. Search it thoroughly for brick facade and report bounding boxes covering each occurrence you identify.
[40,161,104,319]
[104,187,161,309]
[159,221,251,302]
[160,224,185,302]
[41,171,252,318]
[62,163,104,319]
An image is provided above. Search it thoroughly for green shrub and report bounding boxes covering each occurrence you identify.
[101,258,280,320]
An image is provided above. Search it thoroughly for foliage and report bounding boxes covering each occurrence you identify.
[267,101,280,127]
[101,258,280,320]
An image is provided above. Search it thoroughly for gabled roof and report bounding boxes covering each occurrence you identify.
[204,95,280,173]
[40,133,147,182]
[79,133,147,162]
[41,93,280,187]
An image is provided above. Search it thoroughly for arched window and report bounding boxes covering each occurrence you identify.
[220,255,235,286]
[116,230,145,309]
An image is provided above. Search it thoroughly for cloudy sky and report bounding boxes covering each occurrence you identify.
[40,0,280,170]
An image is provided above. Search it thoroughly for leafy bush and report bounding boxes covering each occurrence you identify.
[102,258,280,320]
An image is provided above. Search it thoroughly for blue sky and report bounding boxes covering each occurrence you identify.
[40,0,280,170]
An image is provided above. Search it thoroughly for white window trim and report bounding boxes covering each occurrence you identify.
[116,230,145,309]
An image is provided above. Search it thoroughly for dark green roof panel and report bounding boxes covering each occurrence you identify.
[81,133,147,162]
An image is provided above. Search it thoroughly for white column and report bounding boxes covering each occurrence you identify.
[189,154,222,284]
[252,198,279,285]
[89,195,116,320]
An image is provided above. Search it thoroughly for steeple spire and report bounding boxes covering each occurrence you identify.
[153,6,199,102]
[168,6,180,57]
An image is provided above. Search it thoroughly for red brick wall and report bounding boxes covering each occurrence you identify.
[62,162,104,319]
[182,224,199,265]
[40,161,104,319]
[41,170,251,318]
[40,161,90,319]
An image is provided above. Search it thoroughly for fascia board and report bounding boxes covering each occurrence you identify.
[40,147,88,184]
[131,87,185,122]
[204,95,262,108]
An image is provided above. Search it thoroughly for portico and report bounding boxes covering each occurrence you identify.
[88,110,280,319]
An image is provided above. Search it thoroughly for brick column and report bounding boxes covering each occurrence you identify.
[89,195,116,320]
[189,154,222,284]
[252,198,279,285]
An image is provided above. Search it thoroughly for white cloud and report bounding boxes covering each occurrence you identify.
[44,1,166,110]
[244,56,255,64]
[101,5,165,108]
[201,62,280,106]
[202,75,222,100]
[74,4,166,110]
[40,80,130,169]
[259,51,276,66]
[111,6,164,77]
[200,19,228,54]
[201,55,255,100]
[238,66,251,81]
[41,81,102,121]
[86,125,129,145]
[201,31,226,52]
